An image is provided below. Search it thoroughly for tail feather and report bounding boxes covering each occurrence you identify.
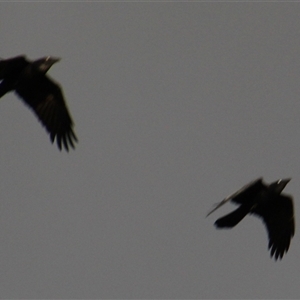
[215,205,251,228]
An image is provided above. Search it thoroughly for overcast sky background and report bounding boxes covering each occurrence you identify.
[1,2,300,299]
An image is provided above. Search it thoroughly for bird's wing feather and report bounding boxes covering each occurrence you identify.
[0,56,27,79]
[254,195,295,260]
[229,178,265,204]
[206,178,264,217]
[15,74,77,151]
[214,205,252,228]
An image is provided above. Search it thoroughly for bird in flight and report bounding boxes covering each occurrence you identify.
[207,178,295,260]
[0,55,77,151]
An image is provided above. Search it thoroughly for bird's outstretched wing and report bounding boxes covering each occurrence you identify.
[0,56,29,97]
[0,56,28,79]
[214,205,253,228]
[15,74,77,151]
[254,195,295,260]
[206,178,264,217]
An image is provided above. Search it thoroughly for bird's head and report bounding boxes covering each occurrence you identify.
[269,178,291,194]
[33,56,61,73]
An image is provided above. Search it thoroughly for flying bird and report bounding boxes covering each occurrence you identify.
[207,178,295,260]
[0,55,77,151]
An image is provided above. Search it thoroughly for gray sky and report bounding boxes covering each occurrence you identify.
[1,2,300,299]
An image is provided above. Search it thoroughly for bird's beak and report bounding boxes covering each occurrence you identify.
[279,178,291,190]
[282,178,291,184]
[52,57,61,63]
[45,56,60,64]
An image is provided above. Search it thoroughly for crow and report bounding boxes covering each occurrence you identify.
[0,55,77,151]
[207,178,295,260]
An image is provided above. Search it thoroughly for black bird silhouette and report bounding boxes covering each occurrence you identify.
[0,55,77,151]
[207,178,295,260]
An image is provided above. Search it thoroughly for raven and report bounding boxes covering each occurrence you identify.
[207,178,295,260]
[0,55,77,151]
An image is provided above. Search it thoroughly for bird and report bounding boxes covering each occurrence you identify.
[0,55,77,151]
[207,178,295,260]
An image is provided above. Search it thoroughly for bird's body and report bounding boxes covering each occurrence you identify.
[0,55,77,151]
[207,178,295,260]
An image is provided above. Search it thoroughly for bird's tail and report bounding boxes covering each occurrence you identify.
[215,205,250,228]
